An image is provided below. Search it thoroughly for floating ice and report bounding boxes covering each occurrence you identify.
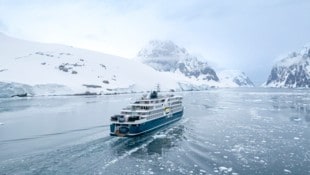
[284,169,292,173]
[199,169,206,173]
[219,166,228,172]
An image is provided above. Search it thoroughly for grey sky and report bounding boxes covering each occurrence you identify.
[0,0,309,84]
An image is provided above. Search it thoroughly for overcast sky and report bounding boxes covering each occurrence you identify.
[1,0,310,84]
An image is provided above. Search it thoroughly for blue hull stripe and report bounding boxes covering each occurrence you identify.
[110,110,183,137]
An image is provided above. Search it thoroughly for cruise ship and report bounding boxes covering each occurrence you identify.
[110,91,184,137]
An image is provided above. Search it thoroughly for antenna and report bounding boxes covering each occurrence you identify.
[156,83,160,92]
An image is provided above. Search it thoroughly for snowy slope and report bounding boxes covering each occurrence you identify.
[0,33,213,97]
[264,43,310,88]
[217,70,254,87]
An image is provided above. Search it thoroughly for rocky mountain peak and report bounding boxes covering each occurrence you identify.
[265,43,310,88]
[137,40,219,81]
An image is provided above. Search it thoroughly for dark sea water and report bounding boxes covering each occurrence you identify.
[0,88,310,175]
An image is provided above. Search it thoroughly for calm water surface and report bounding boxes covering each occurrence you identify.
[0,88,310,175]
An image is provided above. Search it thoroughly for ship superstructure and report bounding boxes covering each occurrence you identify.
[110,91,183,137]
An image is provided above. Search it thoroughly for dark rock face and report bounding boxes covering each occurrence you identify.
[137,40,219,82]
[102,80,109,84]
[82,84,102,88]
[58,63,83,74]
[11,93,27,97]
[267,65,310,88]
[266,45,310,88]
[58,64,70,72]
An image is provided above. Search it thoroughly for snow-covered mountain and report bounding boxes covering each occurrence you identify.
[264,43,310,88]
[218,70,254,87]
[0,33,216,97]
[0,33,256,97]
[137,40,219,82]
[136,40,254,88]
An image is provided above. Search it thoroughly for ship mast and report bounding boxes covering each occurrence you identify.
[156,83,160,92]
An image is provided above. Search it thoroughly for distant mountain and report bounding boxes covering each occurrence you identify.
[137,40,219,82]
[264,43,310,88]
[0,33,257,97]
[137,40,255,87]
[218,70,255,87]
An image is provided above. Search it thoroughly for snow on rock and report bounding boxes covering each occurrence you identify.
[264,43,310,88]
[137,40,254,88]
[0,33,212,97]
[217,70,255,87]
[0,33,256,98]
[136,40,219,82]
